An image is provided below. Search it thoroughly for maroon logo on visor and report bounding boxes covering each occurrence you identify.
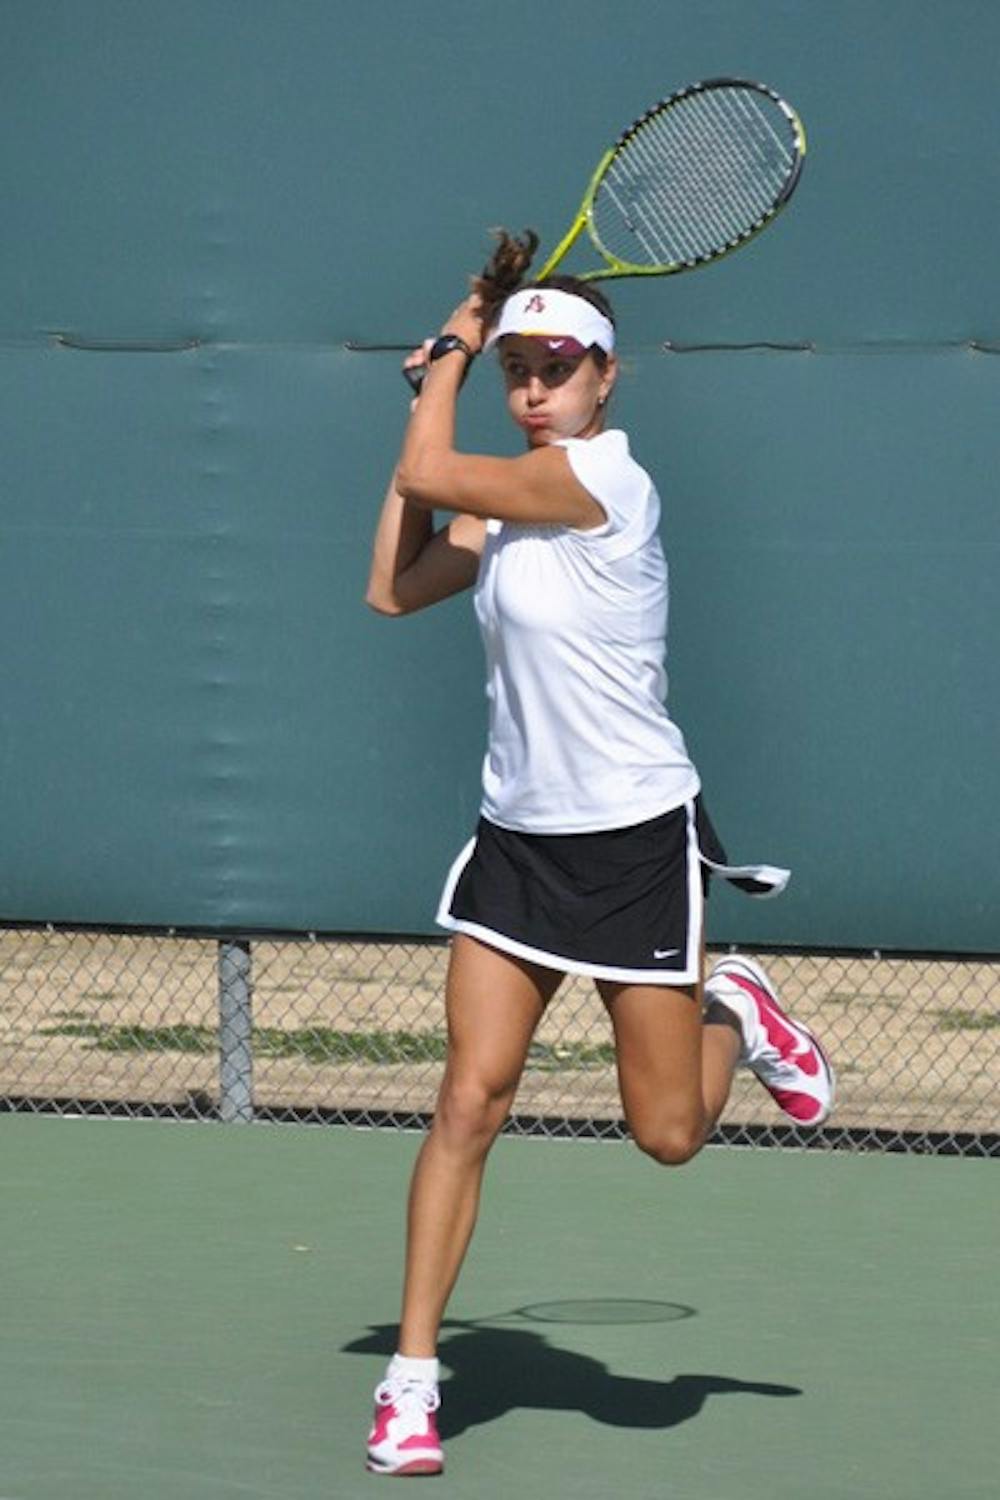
[523,293,545,314]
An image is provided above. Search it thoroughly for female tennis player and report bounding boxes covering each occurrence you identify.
[363,232,834,1477]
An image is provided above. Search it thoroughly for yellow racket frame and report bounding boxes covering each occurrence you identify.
[535,78,807,283]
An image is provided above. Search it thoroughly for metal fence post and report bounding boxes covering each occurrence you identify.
[218,938,253,1122]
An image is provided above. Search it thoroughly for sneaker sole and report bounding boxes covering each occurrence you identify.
[366,1457,444,1476]
[714,955,836,1123]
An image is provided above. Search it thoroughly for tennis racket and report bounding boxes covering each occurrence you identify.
[403,77,805,391]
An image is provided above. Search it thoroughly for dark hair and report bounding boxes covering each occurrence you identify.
[471,229,617,368]
[471,228,539,325]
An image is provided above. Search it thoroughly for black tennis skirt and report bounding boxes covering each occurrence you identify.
[436,796,789,986]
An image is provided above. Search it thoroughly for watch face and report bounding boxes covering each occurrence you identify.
[431,335,469,362]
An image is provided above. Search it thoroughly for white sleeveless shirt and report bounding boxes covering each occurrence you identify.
[474,428,700,833]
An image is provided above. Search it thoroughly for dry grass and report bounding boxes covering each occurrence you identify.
[1,930,997,1139]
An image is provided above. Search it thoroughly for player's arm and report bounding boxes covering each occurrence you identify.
[396,351,604,529]
[365,466,486,617]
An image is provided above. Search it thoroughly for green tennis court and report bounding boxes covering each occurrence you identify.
[1,1114,996,1499]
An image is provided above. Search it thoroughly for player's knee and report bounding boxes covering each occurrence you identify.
[435,1073,512,1149]
[631,1118,704,1167]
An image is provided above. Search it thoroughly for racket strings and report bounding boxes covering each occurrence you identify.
[696,89,794,207]
[592,85,798,269]
[655,93,791,251]
[657,100,781,248]
[615,102,786,261]
[641,101,762,248]
[643,90,794,246]
[625,121,747,261]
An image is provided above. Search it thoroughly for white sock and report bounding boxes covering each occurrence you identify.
[388,1352,439,1388]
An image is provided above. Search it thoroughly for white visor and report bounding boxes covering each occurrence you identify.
[484,287,615,357]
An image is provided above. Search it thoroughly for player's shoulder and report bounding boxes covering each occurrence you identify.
[559,427,629,458]
[563,428,652,495]
[567,427,649,473]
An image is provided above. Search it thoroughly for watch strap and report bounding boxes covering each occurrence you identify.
[429,334,474,364]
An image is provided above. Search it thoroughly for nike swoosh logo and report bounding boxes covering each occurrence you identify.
[653,948,679,959]
[757,994,821,1076]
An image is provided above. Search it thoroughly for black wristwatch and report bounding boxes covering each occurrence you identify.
[403,333,475,394]
[429,334,475,366]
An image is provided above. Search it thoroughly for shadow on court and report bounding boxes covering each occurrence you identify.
[343,1322,801,1437]
[2,1120,996,1499]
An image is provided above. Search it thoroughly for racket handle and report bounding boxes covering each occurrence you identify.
[403,338,475,396]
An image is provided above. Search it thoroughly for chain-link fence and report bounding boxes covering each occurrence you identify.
[1,924,997,1155]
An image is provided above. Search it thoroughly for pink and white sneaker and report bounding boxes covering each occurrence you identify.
[706,954,835,1125]
[366,1377,444,1477]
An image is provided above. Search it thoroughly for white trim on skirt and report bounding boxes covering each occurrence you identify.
[434,801,712,987]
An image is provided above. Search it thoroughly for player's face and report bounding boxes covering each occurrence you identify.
[498,336,617,448]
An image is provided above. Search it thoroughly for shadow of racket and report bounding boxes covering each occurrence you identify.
[444,1297,696,1329]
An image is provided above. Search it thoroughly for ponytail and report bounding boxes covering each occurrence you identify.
[470,227,540,326]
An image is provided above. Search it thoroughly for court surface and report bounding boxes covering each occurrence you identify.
[0,1114,996,1500]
